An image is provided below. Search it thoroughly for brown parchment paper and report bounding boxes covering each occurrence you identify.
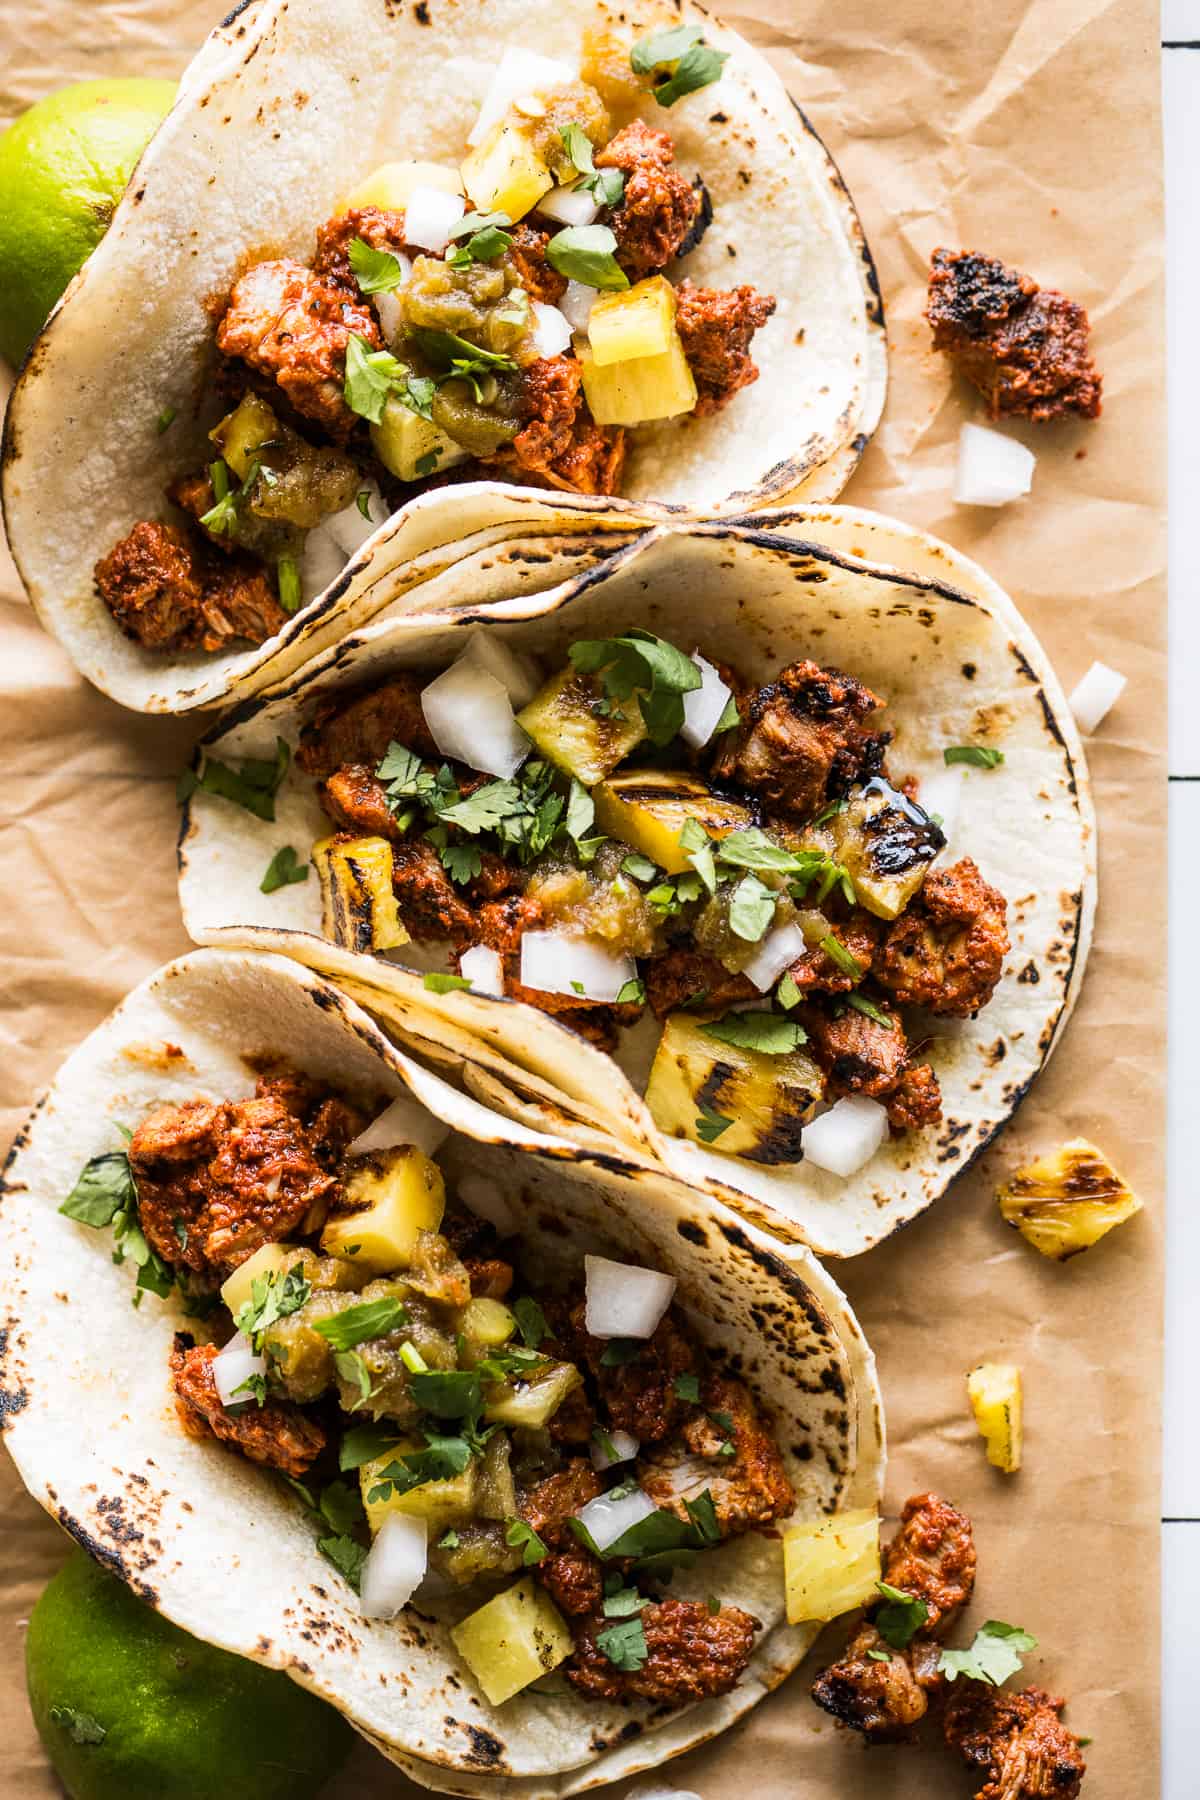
[0,0,1165,1794]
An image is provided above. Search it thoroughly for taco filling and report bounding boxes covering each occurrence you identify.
[282,628,1011,1173]
[66,1061,795,1711]
[91,32,776,657]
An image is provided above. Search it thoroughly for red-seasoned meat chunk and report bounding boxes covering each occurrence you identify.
[674,279,777,414]
[638,1369,795,1538]
[563,1300,698,1445]
[802,996,910,1098]
[886,1063,943,1131]
[594,119,702,278]
[129,1095,337,1277]
[506,224,568,305]
[313,205,409,295]
[874,857,1010,1016]
[466,895,638,1048]
[710,659,888,821]
[944,1683,1086,1800]
[393,843,524,946]
[216,258,381,441]
[296,674,440,776]
[94,520,285,654]
[812,1492,976,1741]
[320,766,402,841]
[501,355,627,496]
[518,1457,607,1615]
[782,913,882,998]
[644,946,755,1020]
[170,1336,326,1477]
[567,1597,758,1704]
[251,1064,367,1166]
[926,247,1102,423]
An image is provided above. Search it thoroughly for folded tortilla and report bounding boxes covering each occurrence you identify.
[0,947,882,1792]
[0,0,883,715]
[179,510,1095,1258]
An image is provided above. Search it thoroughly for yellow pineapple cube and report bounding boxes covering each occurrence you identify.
[967,1363,1023,1473]
[321,1145,446,1273]
[451,1576,573,1704]
[593,771,754,874]
[587,276,677,366]
[360,1444,476,1535]
[338,160,463,212]
[516,666,646,785]
[578,334,697,426]
[313,835,408,954]
[783,1508,880,1626]
[460,120,552,220]
[645,1012,824,1164]
[997,1138,1143,1260]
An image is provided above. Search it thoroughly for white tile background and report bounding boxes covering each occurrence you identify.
[1163,5,1196,1795]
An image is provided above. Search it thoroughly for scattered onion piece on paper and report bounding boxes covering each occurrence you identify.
[1068,661,1127,733]
[953,422,1036,507]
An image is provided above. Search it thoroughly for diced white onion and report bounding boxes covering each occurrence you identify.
[359,1513,428,1619]
[529,300,574,359]
[459,631,541,708]
[538,184,599,227]
[590,1428,640,1473]
[300,523,347,601]
[324,482,387,558]
[575,1485,657,1553]
[421,659,530,778]
[741,921,808,993]
[460,944,505,996]
[953,422,1036,508]
[468,49,576,146]
[917,765,964,839]
[520,932,637,1003]
[212,1333,266,1407]
[560,280,595,334]
[680,651,733,750]
[403,185,466,255]
[584,1254,676,1339]
[373,284,407,344]
[1069,660,1127,734]
[457,1172,519,1236]
[349,1094,449,1159]
[801,1096,889,1178]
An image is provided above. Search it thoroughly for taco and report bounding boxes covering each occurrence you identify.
[178,514,1094,1258]
[1,0,883,717]
[0,947,882,1793]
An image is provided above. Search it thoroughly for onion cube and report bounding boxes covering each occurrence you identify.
[373,283,408,345]
[742,921,807,993]
[538,184,599,227]
[212,1333,266,1407]
[584,1254,676,1338]
[801,1096,889,1177]
[529,300,574,359]
[953,422,1036,507]
[421,659,530,778]
[679,651,733,750]
[403,185,466,255]
[325,482,387,558]
[590,1428,640,1473]
[519,932,636,1003]
[360,1513,428,1619]
[1068,661,1126,734]
[459,632,541,708]
[460,944,505,996]
[300,523,347,602]
[350,1093,449,1159]
[468,49,576,146]
[574,1484,657,1553]
[560,280,596,334]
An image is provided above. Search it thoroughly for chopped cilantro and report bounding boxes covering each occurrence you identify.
[729,872,777,942]
[846,992,895,1029]
[343,333,411,424]
[944,745,1005,769]
[334,1349,375,1409]
[631,25,729,106]
[714,691,740,734]
[621,853,658,882]
[558,123,625,207]
[777,971,802,1010]
[339,1421,401,1471]
[155,405,177,435]
[408,1368,482,1420]
[348,237,409,293]
[570,629,700,742]
[673,1373,701,1403]
[260,844,309,894]
[414,449,441,477]
[439,1529,461,1549]
[49,1706,106,1746]
[60,1146,136,1228]
[694,1103,733,1144]
[356,488,374,520]
[684,1490,720,1544]
[276,555,301,614]
[595,1615,648,1670]
[318,1533,368,1592]
[599,1338,642,1368]
[513,1295,548,1349]
[230,1371,267,1408]
[367,1434,474,1504]
[236,1263,312,1350]
[719,828,808,873]
[180,736,291,823]
[318,1478,365,1536]
[820,934,864,981]
[874,1580,930,1649]
[707,1593,722,1615]
[867,1647,891,1663]
[312,1297,408,1351]
[505,1517,549,1565]
[615,976,646,1005]
[545,224,629,292]
[601,1575,648,1618]
[938,1620,1038,1686]
[446,210,514,264]
[703,1012,807,1055]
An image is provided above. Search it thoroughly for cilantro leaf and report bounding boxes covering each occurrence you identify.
[631,23,705,72]
[599,1338,642,1367]
[728,872,777,942]
[60,1148,136,1228]
[505,1517,549,1565]
[319,1478,367,1536]
[545,225,629,292]
[49,1706,106,1746]
[695,1103,734,1144]
[615,977,646,1005]
[446,210,514,264]
[820,934,864,981]
[343,334,412,423]
[938,1620,1038,1687]
[684,1491,720,1544]
[595,1615,648,1670]
[673,1373,701,1403]
[440,842,483,886]
[408,1368,482,1420]
[513,1295,548,1348]
[334,1348,375,1409]
[312,1297,408,1351]
[276,555,301,614]
[185,737,291,823]
[944,745,1005,769]
[423,972,473,994]
[621,853,658,882]
[847,992,896,1029]
[717,828,807,874]
[652,40,729,106]
[703,1013,807,1055]
[348,237,409,293]
[260,844,309,894]
[236,1262,313,1350]
[874,1580,931,1649]
[714,692,740,734]
[339,1421,402,1471]
[777,971,801,1010]
[439,1529,460,1549]
[318,1534,368,1592]
[601,1578,648,1618]
[367,1434,474,1503]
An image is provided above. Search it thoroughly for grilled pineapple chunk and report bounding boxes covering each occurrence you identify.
[339,160,464,211]
[587,276,676,366]
[997,1138,1143,1260]
[210,393,279,481]
[593,771,755,875]
[644,1013,824,1164]
[808,779,945,921]
[313,834,408,954]
[461,119,552,220]
[219,1242,297,1319]
[451,1576,573,1705]
[461,1297,518,1350]
[482,1360,582,1428]
[371,392,471,484]
[967,1363,1023,1473]
[360,1442,477,1535]
[578,334,697,426]
[321,1145,446,1273]
[783,1508,881,1626]
[516,667,646,785]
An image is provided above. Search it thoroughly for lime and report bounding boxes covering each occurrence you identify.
[26,1550,354,1800]
[0,77,176,366]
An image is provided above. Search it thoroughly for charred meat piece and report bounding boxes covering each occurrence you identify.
[320,766,403,841]
[506,223,569,305]
[129,1094,338,1277]
[803,995,910,1098]
[468,894,637,1047]
[782,914,882,999]
[567,1597,759,1704]
[519,1457,606,1617]
[170,1336,327,1477]
[812,1492,976,1741]
[874,857,1010,1017]
[944,1683,1086,1800]
[252,1064,367,1167]
[926,248,1102,423]
[94,519,286,655]
[216,259,381,441]
[563,1300,698,1445]
[502,355,627,496]
[639,1369,795,1537]
[885,1063,944,1132]
[710,659,888,821]
[297,674,440,777]
[644,946,756,1020]
[393,841,500,946]
[674,280,777,415]
[314,205,409,295]
[594,120,702,278]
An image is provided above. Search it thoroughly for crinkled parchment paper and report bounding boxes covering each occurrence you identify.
[0,0,1164,1793]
